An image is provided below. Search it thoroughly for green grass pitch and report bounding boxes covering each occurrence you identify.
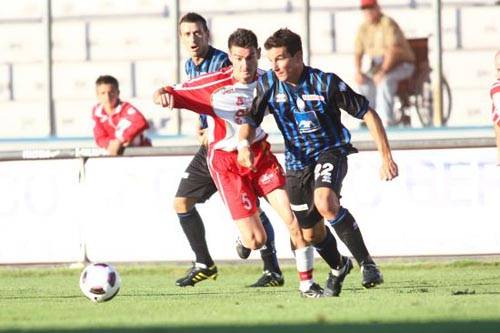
[1,259,499,333]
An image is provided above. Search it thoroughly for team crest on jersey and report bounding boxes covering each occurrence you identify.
[301,94,325,102]
[275,93,287,103]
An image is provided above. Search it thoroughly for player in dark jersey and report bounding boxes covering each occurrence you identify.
[173,13,283,288]
[238,28,399,295]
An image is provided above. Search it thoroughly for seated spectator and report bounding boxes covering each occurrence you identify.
[92,75,151,156]
[354,0,415,127]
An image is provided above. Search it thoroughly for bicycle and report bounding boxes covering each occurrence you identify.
[394,37,452,127]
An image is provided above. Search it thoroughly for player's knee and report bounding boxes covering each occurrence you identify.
[173,197,194,214]
[243,233,267,250]
[315,200,340,218]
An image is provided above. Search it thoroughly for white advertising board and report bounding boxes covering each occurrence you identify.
[0,147,498,264]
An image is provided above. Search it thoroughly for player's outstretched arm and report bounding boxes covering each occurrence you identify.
[363,108,399,181]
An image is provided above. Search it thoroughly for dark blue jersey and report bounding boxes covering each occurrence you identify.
[250,66,369,170]
[184,46,231,129]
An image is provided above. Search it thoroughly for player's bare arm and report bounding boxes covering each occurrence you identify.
[363,108,399,180]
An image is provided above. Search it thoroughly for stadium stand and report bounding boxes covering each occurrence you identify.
[0,0,498,140]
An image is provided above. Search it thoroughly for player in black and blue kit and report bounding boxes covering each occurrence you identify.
[238,28,399,296]
[173,13,284,288]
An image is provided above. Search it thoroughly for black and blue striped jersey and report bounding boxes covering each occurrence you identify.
[250,66,369,171]
[185,46,231,129]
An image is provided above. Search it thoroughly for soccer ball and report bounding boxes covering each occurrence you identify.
[79,263,121,303]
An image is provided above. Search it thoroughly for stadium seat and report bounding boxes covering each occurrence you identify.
[179,0,290,12]
[310,12,336,55]
[88,18,175,61]
[11,64,45,101]
[52,61,131,100]
[134,60,177,99]
[0,65,12,102]
[445,88,492,127]
[51,0,169,17]
[52,22,87,61]
[442,50,496,90]
[0,101,50,137]
[0,0,42,20]
[460,6,500,50]
[331,11,364,54]
[54,100,94,137]
[0,23,44,63]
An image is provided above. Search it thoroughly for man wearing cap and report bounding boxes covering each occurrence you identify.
[354,0,415,127]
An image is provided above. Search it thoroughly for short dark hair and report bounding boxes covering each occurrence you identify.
[179,12,209,32]
[227,28,258,50]
[264,28,302,56]
[95,75,119,89]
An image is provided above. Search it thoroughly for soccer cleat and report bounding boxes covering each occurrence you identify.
[175,263,218,287]
[235,238,251,260]
[361,263,384,288]
[249,271,284,288]
[323,256,353,297]
[300,282,324,298]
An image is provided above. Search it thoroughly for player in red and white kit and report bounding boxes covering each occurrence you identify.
[92,75,151,156]
[154,28,322,297]
[491,51,500,165]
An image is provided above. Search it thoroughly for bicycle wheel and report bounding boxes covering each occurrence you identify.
[415,71,452,127]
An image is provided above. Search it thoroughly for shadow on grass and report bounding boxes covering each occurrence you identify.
[3,322,500,333]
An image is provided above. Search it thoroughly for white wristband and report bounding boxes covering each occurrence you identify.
[237,139,250,151]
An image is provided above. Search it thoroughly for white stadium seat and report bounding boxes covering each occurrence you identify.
[0,23,44,63]
[460,7,500,50]
[310,11,336,55]
[88,18,175,61]
[446,88,492,127]
[0,65,12,102]
[54,100,95,137]
[442,50,496,90]
[0,0,42,20]
[52,22,87,62]
[52,61,131,100]
[0,101,50,137]
[134,60,177,99]
[179,0,290,12]
[12,64,45,101]
[51,0,169,17]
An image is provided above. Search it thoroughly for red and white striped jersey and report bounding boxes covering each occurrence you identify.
[92,100,151,149]
[164,66,266,151]
[491,79,500,126]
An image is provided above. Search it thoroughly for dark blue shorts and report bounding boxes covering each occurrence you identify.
[286,149,348,229]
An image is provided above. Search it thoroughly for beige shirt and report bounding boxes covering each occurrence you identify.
[355,14,415,64]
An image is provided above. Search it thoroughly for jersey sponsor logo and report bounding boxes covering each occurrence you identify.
[301,94,325,102]
[275,93,287,103]
[259,172,275,185]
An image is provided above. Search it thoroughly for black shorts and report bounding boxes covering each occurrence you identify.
[175,145,218,203]
[286,149,348,229]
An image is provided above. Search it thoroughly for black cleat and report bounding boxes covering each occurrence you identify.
[236,238,251,259]
[249,271,284,287]
[300,282,324,298]
[175,263,218,287]
[323,256,353,297]
[362,263,384,288]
